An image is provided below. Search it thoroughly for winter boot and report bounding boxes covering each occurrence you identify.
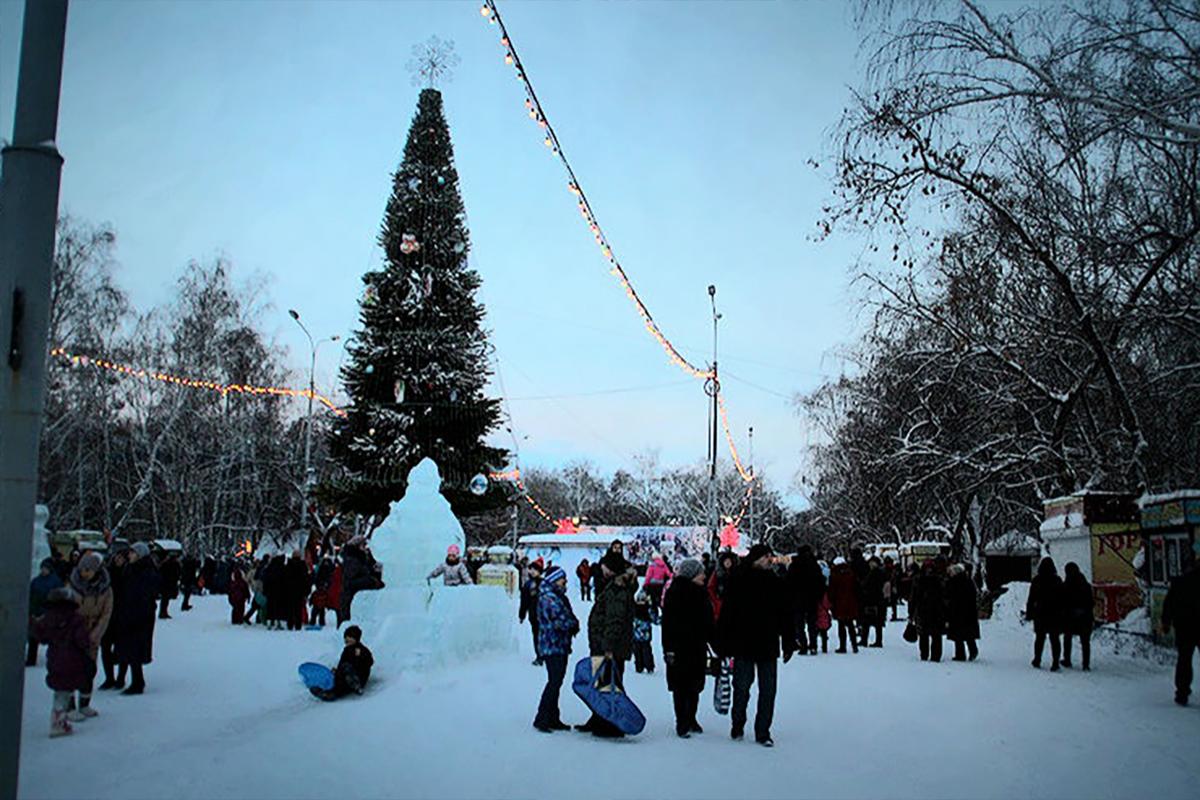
[78,693,98,718]
[65,694,85,723]
[50,709,73,738]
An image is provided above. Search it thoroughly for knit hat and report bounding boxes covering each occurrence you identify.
[543,566,567,586]
[79,552,104,572]
[530,557,545,572]
[676,558,704,581]
[131,542,151,558]
[746,544,773,564]
[343,625,363,642]
[832,556,847,566]
[447,544,460,557]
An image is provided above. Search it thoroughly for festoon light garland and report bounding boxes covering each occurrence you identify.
[49,347,348,417]
[481,1,755,488]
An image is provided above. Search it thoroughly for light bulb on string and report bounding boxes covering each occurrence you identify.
[504,54,513,65]
[480,4,490,16]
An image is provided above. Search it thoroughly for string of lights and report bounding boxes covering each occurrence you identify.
[717,391,753,482]
[730,477,755,527]
[49,347,348,417]
[480,1,711,381]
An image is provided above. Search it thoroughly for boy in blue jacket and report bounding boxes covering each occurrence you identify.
[28,559,64,666]
[533,567,579,732]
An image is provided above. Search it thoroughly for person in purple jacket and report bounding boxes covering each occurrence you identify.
[31,588,95,737]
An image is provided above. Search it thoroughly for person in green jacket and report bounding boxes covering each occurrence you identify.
[575,551,637,738]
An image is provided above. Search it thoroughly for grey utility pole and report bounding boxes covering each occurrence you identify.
[0,1,70,798]
[706,285,721,554]
[748,425,755,545]
[288,308,337,530]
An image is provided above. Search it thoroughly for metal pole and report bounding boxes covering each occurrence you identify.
[0,2,69,797]
[748,425,755,546]
[706,285,720,554]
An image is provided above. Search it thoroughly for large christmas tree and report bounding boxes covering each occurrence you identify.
[328,87,507,518]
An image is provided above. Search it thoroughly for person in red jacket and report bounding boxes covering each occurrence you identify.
[32,588,94,737]
[228,565,250,625]
[828,557,861,654]
[707,551,739,621]
[576,559,593,601]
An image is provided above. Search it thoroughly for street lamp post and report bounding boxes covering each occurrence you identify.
[706,285,721,555]
[289,309,339,529]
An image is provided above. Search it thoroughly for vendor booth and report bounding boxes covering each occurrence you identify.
[1041,492,1142,623]
[1139,491,1200,644]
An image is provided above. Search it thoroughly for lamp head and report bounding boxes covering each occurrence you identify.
[707,285,716,297]
[288,309,300,321]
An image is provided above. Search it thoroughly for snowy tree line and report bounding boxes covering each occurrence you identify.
[38,216,321,554]
[801,0,1200,560]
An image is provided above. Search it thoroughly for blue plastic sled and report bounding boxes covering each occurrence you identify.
[572,657,646,736]
[298,662,334,691]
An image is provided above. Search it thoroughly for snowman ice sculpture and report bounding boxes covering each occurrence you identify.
[346,458,517,671]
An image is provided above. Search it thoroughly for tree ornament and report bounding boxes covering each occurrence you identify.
[437,175,446,185]
[453,242,466,254]
[469,474,489,496]
[365,364,375,375]
[449,389,459,403]
[423,273,434,297]
[393,378,406,403]
[368,427,376,436]
[407,177,421,191]
[363,284,378,305]
[400,234,420,254]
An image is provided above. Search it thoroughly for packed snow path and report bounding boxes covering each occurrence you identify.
[20,593,1198,800]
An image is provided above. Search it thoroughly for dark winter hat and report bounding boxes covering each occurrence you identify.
[746,544,774,565]
[600,550,628,574]
[39,557,55,572]
[130,541,151,559]
[344,625,363,642]
[676,558,704,581]
[45,587,78,607]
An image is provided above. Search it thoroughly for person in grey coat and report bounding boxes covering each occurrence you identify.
[427,545,474,586]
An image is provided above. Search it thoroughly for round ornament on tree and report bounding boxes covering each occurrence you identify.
[469,474,489,496]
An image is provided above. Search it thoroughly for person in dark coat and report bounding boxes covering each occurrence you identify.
[859,557,886,647]
[27,558,64,666]
[179,554,198,611]
[199,555,217,595]
[632,591,655,674]
[786,546,825,655]
[228,565,250,625]
[707,550,739,621]
[912,558,948,663]
[661,558,714,738]
[50,549,72,584]
[519,559,545,666]
[1061,562,1094,671]
[715,544,794,747]
[827,557,860,654]
[311,557,335,627]
[1161,547,1200,706]
[883,556,900,621]
[285,551,311,631]
[1026,556,1064,671]
[112,542,160,694]
[849,547,870,637]
[338,540,383,624]
[157,552,181,619]
[31,588,94,737]
[310,625,374,701]
[533,567,580,732]
[945,563,980,661]
[577,554,637,738]
[264,555,288,630]
[98,548,130,689]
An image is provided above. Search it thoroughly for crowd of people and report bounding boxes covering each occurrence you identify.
[521,540,1200,747]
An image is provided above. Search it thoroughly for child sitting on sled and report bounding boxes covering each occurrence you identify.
[311,625,374,702]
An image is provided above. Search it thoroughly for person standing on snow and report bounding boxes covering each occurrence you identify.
[577,551,638,738]
[228,563,250,625]
[576,559,592,602]
[27,558,64,666]
[1161,547,1200,706]
[157,550,181,620]
[427,544,474,586]
[179,553,198,611]
[1061,562,1094,671]
[786,546,824,655]
[715,544,794,748]
[31,588,94,737]
[1026,557,1064,671]
[286,550,312,631]
[643,553,672,623]
[661,558,714,739]
[828,557,861,654]
[912,557,948,663]
[111,542,159,695]
[632,591,656,674]
[945,563,980,662]
[532,566,579,732]
[65,552,113,720]
[519,558,545,666]
[707,550,739,622]
[860,557,886,648]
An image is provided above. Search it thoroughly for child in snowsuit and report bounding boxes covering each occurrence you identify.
[27,558,64,666]
[428,544,474,586]
[633,591,656,674]
[310,625,374,701]
[533,567,580,732]
[815,591,832,654]
[31,588,94,737]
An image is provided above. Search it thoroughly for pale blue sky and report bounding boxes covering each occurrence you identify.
[1,0,870,506]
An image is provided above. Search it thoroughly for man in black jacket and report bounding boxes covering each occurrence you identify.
[786,546,825,655]
[662,558,714,738]
[716,544,794,747]
[1162,547,1200,706]
[157,552,181,619]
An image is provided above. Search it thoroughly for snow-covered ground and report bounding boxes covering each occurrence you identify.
[20,588,1199,800]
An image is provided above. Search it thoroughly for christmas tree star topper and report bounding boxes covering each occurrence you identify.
[407,36,460,89]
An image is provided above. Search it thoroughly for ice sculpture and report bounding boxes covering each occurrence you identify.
[31,504,51,578]
[345,458,517,671]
